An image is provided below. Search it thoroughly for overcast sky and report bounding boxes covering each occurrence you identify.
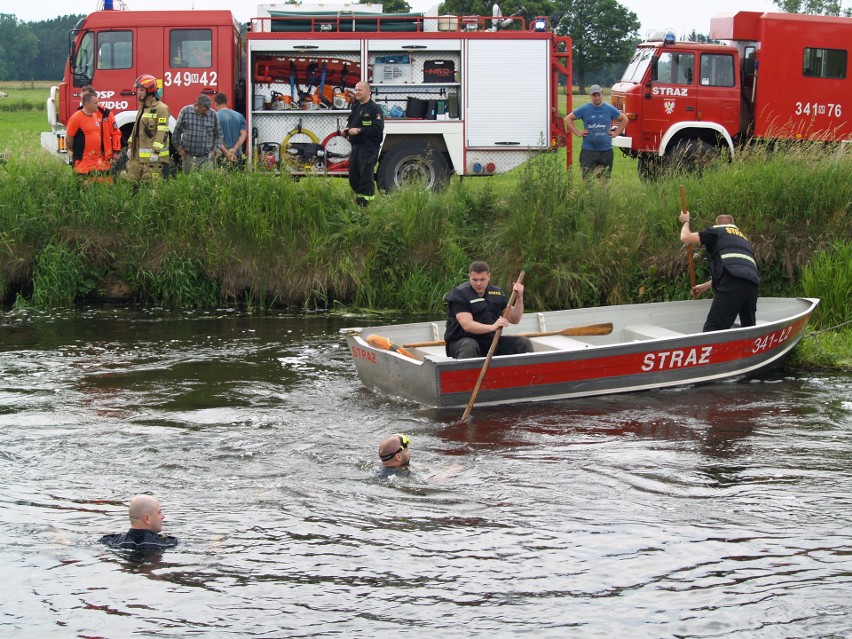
[11,0,783,38]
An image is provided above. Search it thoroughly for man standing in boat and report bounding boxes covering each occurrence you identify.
[443,261,533,358]
[679,211,761,331]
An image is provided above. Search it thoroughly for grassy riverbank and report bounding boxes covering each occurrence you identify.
[1,102,850,369]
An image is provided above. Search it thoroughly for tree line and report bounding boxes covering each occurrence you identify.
[0,14,84,81]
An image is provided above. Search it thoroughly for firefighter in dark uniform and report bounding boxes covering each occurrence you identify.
[444,261,533,359]
[343,81,384,206]
[679,211,761,331]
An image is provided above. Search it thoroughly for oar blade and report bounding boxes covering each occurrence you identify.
[560,322,613,336]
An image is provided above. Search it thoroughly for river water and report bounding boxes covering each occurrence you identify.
[1,307,850,638]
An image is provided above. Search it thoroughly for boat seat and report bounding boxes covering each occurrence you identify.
[623,324,683,341]
[528,335,590,352]
[413,345,451,360]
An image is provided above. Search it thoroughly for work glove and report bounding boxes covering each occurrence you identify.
[149,152,159,164]
[125,147,131,159]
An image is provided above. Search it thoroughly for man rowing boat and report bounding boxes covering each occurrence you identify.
[443,261,533,359]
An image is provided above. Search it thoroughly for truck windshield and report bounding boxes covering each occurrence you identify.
[620,48,654,83]
[73,32,95,86]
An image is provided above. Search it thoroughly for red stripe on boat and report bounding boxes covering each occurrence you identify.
[439,318,808,394]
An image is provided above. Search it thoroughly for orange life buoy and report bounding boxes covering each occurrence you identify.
[365,334,416,359]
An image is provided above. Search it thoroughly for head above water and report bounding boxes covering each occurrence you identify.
[379,433,411,468]
[128,494,165,533]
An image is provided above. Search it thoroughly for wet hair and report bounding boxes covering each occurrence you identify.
[469,260,490,274]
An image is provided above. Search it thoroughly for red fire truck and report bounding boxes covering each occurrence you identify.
[611,11,851,178]
[42,5,572,189]
[42,10,242,161]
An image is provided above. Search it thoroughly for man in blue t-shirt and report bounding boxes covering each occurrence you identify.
[565,84,628,177]
[213,93,247,170]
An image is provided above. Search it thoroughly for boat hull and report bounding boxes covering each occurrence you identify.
[341,297,819,408]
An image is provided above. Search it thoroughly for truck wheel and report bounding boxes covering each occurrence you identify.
[665,140,718,173]
[377,141,449,192]
[637,154,662,181]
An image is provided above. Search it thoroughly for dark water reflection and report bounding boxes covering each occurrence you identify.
[0,307,850,638]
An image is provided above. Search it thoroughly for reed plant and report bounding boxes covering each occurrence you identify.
[800,241,852,329]
[0,137,849,330]
[29,242,98,308]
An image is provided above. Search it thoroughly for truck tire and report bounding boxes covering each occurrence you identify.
[377,141,449,192]
[637,154,662,181]
[665,140,718,173]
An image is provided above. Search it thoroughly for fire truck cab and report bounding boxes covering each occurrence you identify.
[42,9,242,158]
[611,12,851,178]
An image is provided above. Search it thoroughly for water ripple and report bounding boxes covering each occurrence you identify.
[0,309,849,637]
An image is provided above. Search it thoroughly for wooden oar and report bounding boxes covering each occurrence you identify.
[680,184,698,300]
[402,322,613,348]
[460,270,524,423]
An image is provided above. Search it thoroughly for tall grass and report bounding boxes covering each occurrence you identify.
[0,99,45,113]
[29,243,98,308]
[0,139,849,328]
[800,242,852,329]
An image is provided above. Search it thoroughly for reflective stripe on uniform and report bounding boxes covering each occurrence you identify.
[721,253,757,265]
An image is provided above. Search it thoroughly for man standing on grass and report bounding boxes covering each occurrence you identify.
[124,74,171,182]
[65,92,113,182]
[80,85,123,168]
[173,94,223,174]
[564,84,627,178]
[343,81,384,207]
[212,92,247,170]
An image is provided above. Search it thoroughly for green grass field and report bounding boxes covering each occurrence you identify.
[0,79,54,97]
[0,80,55,152]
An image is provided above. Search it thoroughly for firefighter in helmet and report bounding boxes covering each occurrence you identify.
[123,74,171,181]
